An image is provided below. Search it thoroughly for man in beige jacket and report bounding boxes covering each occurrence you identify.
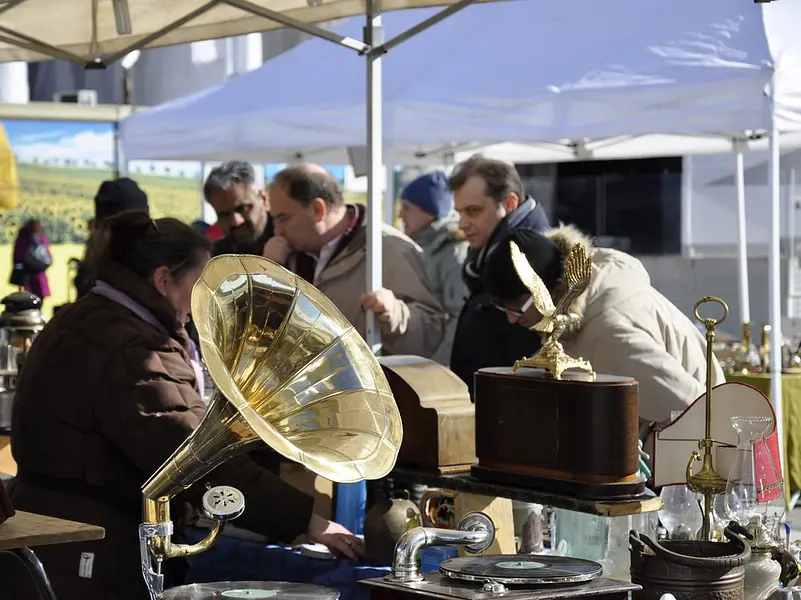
[265,163,445,357]
[484,225,725,430]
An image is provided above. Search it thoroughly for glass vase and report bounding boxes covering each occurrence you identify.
[724,416,785,539]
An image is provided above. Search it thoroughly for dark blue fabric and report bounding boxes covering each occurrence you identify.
[450,198,550,397]
[400,171,452,219]
[185,529,389,600]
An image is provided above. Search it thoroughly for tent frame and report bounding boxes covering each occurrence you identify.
[0,0,480,353]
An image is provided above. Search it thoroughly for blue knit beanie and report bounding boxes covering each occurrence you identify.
[400,171,452,219]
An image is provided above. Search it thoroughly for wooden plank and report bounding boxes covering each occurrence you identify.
[0,511,105,550]
[454,493,515,555]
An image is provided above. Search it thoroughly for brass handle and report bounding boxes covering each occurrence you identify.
[693,296,729,329]
[686,450,701,491]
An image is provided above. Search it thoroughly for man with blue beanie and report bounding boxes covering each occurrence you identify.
[399,171,468,365]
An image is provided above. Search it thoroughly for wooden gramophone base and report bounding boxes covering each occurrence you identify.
[471,465,646,500]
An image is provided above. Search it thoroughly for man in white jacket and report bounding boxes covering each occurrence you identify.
[484,225,726,431]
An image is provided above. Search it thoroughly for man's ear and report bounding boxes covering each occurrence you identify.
[503,192,520,213]
[311,197,327,223]
[258,189,270,208]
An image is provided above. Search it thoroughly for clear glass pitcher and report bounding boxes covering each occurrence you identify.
[724,415,785,539]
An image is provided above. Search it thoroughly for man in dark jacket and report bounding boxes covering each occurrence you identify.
[73,178,149,299]
[203,161,274,257]
[449,154,550,397]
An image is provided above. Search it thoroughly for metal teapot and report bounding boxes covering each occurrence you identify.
[0,291,45,368]
[729,519,800,600]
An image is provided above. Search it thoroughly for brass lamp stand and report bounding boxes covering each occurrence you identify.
[685,296,730,541]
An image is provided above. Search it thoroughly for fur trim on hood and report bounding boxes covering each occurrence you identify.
[541,223,650,325]
[544,223,594,258]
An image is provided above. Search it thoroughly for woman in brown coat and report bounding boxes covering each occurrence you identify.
[3,211,361,600]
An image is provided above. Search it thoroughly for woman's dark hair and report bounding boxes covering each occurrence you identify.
[19,219,43,237]
[98,211,212,281]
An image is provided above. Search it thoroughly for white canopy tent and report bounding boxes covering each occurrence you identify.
[122,0,782,165]
[120,0,800,483]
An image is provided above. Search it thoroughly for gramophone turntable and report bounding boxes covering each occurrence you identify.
[362,511,639,600]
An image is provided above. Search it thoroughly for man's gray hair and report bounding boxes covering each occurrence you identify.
[203,161,257,201]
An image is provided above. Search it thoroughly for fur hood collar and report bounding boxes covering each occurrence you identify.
[543,224,650,324]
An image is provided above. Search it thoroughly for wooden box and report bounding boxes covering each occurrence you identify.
[379,356,476,474]
[472,367,642,499]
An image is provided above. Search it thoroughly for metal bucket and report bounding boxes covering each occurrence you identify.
[630,529,750,600]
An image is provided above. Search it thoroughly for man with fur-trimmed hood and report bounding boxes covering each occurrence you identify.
[484,225,725,433]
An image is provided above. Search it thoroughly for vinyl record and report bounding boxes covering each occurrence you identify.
[160,581,341,600]
[440,555,603,586]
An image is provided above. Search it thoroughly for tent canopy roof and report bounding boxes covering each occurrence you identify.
[0,0,463,63]
[122,0,801,164]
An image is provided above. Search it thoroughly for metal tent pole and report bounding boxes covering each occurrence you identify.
[735,144,751,324]
[683,155,694,257]
[365,0,384,355]
[768,74,786,482]
[788,169,797,318]
[385,152,395,226]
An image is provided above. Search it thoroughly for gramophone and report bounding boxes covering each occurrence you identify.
[138,255,404,600]
[472,241,641,499]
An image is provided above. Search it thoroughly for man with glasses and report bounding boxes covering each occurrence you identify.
[204,161,274,257]
[448,154,550,397]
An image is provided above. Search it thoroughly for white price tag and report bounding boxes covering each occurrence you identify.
[78,552,94,579]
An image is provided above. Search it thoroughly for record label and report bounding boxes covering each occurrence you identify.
[222,592,277,598]
[496,561,548,570]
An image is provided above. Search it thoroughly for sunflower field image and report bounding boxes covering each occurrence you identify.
[0,119,204,316]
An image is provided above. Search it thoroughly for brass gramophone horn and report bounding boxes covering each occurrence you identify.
[139,255,403,600]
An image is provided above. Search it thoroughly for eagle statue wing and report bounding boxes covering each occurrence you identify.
[535,243,593,332]
[509,240,555,321]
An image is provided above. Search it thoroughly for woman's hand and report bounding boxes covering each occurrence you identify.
[306,513,365,560]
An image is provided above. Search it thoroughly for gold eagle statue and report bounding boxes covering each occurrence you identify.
[508,240,596,380]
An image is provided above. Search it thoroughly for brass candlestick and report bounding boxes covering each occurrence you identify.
[685,296,729,541]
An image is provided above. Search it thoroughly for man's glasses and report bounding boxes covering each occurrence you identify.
[490,295,534,319]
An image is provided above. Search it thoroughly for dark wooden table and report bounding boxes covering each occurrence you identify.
[390,467,662,517]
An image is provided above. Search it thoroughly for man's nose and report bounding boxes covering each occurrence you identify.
[227,212,245,229]
[458,214,469,231]
[274,221,285,237]
[507,312,520,325]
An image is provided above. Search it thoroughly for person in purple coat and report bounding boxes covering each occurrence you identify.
[11,219,52,305]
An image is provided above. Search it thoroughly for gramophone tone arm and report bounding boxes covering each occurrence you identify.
[387,512,495,583]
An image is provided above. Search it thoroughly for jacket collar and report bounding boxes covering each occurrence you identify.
[314,205,368,285]
[410,214,463,251]
[94,258,188,345]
